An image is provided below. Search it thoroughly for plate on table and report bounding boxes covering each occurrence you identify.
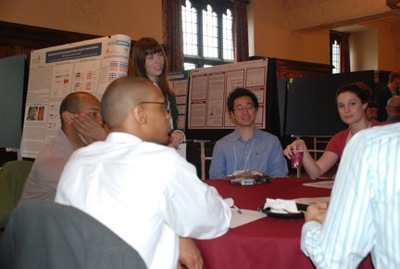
[257,203,308,219]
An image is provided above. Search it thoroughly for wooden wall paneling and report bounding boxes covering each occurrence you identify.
[0,20,101,66]
[249,56,332,78]
[274,58,332,78]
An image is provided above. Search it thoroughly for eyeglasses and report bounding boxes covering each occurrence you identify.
[233,104,255,112]
[139,101,169,112]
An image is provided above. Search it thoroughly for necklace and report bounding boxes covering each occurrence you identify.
[233,138,255,171]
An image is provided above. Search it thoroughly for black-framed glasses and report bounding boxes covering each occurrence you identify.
[139,101,169,112]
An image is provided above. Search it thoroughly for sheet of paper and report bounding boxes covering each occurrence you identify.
[295,196,330,205]
[303,180,334,189]
[230,209,266,228]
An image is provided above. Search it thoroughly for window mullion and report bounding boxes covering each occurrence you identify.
[217,13,223,61]
[198,8,204,64]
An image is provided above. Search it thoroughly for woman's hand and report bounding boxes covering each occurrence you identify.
[168,130,185,149]
[283,139,307,159]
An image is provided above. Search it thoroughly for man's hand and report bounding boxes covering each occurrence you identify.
[304,203,328,224]
[72,114,107,145]
[178,238,203,269]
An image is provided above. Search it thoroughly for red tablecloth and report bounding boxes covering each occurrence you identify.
[196,178,373,269]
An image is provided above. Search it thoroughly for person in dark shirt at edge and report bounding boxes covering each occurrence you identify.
[365,100,379,121]
[386,95,400,123]
[376,71,400,121]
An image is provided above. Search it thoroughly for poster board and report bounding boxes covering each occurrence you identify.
[187,59,268,131]
[285,70,375,137]
[168,70,190,130]
[20,34,131,158]
[0,54,27,149]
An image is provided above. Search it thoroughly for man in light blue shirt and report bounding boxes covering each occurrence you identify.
[301,123,400,268]
[209,87,288,179]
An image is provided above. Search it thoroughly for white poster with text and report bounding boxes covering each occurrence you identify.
[21,34,131,158]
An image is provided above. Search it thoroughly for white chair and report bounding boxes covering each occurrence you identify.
[193,140,212,180]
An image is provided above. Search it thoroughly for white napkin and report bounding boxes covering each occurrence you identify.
[263,198,299,214]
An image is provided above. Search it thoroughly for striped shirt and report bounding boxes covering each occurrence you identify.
[301,122,400,269]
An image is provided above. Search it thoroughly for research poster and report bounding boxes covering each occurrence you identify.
[167,70,190,130]
[20,34,131,158]
[188,59,268,129]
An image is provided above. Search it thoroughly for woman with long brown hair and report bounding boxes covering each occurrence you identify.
[131,37,182,148]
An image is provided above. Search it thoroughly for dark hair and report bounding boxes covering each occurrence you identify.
[59,92,92,129]
[367,100,379,109]
[389,71,400,83]
[227,87,259,113]
[101,77,154,129]
[131,37,172,95]
[336,82,372,104]
[59,92,84,115]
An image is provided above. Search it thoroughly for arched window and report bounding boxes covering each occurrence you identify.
[182,0,233,70]
[162,0,248,72]
[331,39,341,74]
[330,31,350,74]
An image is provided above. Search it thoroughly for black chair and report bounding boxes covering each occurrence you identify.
[0,200,147,269]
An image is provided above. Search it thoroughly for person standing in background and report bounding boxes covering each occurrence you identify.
[376,71,400,121]
[386,95,400,123]
[131,37,182,149]
[365,100,379,121]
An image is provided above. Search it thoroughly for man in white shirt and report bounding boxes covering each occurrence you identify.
[301,123,400,268]
[55,77,231,269]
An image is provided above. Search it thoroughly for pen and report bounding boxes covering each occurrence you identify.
[233,205,243,215]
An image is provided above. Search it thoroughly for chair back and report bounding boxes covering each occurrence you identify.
[0,160,33,227]
[0,200,147,269]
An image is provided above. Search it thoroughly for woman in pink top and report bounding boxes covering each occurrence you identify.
[284,82,385,179]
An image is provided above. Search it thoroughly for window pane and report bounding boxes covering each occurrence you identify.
[181,1,234,68]
[202,5,218,58]
[184,62,196,70]
[332,40,340,74]
[223,9,233,60]
[182,0,198,56]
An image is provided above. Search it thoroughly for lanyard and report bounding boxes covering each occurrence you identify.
[233,138,255,171]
